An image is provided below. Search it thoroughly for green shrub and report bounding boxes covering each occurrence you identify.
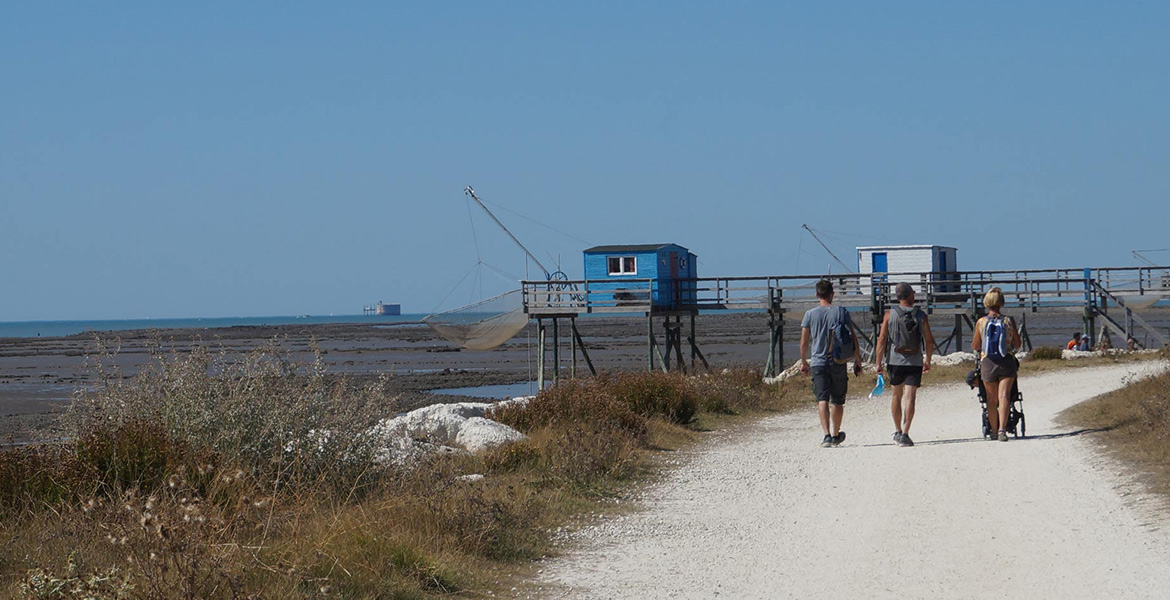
[606,372,698,424]
[1029,346,1064,360]
[0,446,86,511]
[483,441,541,473]
[68,339,395,490]
[538,424,639,489]
[76,419,192,494]
[489,380,647,440]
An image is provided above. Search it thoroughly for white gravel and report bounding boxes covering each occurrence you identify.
[536,362,1170,600]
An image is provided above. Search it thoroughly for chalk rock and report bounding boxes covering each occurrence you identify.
[932,352,976,366]
[763,361,803,385]
[367,401,527,464]
[456,417,527,453]
[496,396,533,410]
[369,402,489,446]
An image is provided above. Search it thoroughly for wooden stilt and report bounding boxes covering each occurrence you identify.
[647,313,654,372]
[571,321,597,376]
[776,312,785,373]
[663,317,671,372]
[690,312,697,372]
[651,335,669,373]
[1018,313,1033,351]
[552,318,560,386]
[764,312,777,377]
[537,319,546,391]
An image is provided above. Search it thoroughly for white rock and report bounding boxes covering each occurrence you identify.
[366,401,528,464]
[932,351,976,366]
[496,396,533,410]
[368,402,490,446]
[456,417,527,453]
[763,361,803,385]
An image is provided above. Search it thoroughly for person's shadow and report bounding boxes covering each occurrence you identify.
[851,427,1117,448]
[918,427,1117,446]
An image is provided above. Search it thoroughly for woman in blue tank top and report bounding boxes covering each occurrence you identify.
[971,287,1021,441]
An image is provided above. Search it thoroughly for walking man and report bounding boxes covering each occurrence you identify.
[874,282,936,447]
[800,279,863,447]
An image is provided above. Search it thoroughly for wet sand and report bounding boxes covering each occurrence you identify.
[3,309,1165,444]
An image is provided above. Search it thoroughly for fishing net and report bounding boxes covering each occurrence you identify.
[423,289,529,351]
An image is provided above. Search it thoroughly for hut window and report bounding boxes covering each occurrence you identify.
[607,256,637,275]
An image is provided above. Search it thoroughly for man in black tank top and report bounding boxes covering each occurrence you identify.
[874,283,936,447]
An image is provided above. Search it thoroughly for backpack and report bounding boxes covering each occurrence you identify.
[890,306,922,355]
[830,306,856,364]
[982,315,1012,360]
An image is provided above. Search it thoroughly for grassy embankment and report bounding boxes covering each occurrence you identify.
[0,339,806,599]
[1060,348,1170,500]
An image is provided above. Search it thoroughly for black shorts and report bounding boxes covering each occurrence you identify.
[811,363,848,405]
[888,365,923,387]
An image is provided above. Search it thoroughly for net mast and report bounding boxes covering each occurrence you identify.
[465,186,551,279]
[801,224,855,273]
[1133,249,1169,267]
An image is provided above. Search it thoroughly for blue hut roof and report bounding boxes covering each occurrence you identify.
[584,244,678,253]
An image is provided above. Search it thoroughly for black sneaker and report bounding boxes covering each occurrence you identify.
[821,434,833,448]
[997,430,1009,442]
[830,431,846,447]
[892,432,903,445]
[898,433,914,447]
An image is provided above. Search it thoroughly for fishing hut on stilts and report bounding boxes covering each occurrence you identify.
[427,189,1170,394]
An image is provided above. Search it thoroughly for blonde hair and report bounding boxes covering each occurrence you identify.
[983,287,1005,311]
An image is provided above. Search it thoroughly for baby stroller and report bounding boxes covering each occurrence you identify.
[965,368,1026,439]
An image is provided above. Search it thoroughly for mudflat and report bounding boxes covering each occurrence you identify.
[0,314,779,444]
[2,308,1155,444]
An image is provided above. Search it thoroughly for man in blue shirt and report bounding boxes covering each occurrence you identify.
[800,279,863,447]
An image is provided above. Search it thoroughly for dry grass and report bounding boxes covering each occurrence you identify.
[3,338,1146,598]
[0,342,804,599]
[1059,357,1170,500]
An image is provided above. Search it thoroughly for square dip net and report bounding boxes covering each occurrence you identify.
[422,289,528,351]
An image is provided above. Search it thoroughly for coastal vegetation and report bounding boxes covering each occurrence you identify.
[1060,348,1170,500]
[0,340,805,599]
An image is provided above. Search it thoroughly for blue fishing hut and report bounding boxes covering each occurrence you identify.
[582,244,697,310]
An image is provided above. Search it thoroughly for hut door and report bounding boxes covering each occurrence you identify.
[669,252,679,278]
[872,252,889,295]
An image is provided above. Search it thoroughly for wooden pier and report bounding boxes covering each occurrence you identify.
[521,266,1170,387]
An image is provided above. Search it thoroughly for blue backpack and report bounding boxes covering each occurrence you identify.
[982,315,1012,360]
[831,307,856,364]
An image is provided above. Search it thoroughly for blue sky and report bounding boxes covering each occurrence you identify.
[3,2,1168,320]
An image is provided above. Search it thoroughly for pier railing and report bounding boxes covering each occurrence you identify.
[522,266,1170,317]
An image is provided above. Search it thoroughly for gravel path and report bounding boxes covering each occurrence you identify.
[538,363,1170,600]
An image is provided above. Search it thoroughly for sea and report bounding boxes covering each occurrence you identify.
[0,314,430,339]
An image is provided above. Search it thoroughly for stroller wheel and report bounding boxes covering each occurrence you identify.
[1019,414,1026,438]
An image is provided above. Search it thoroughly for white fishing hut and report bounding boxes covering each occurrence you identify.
[857,245,959,294]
